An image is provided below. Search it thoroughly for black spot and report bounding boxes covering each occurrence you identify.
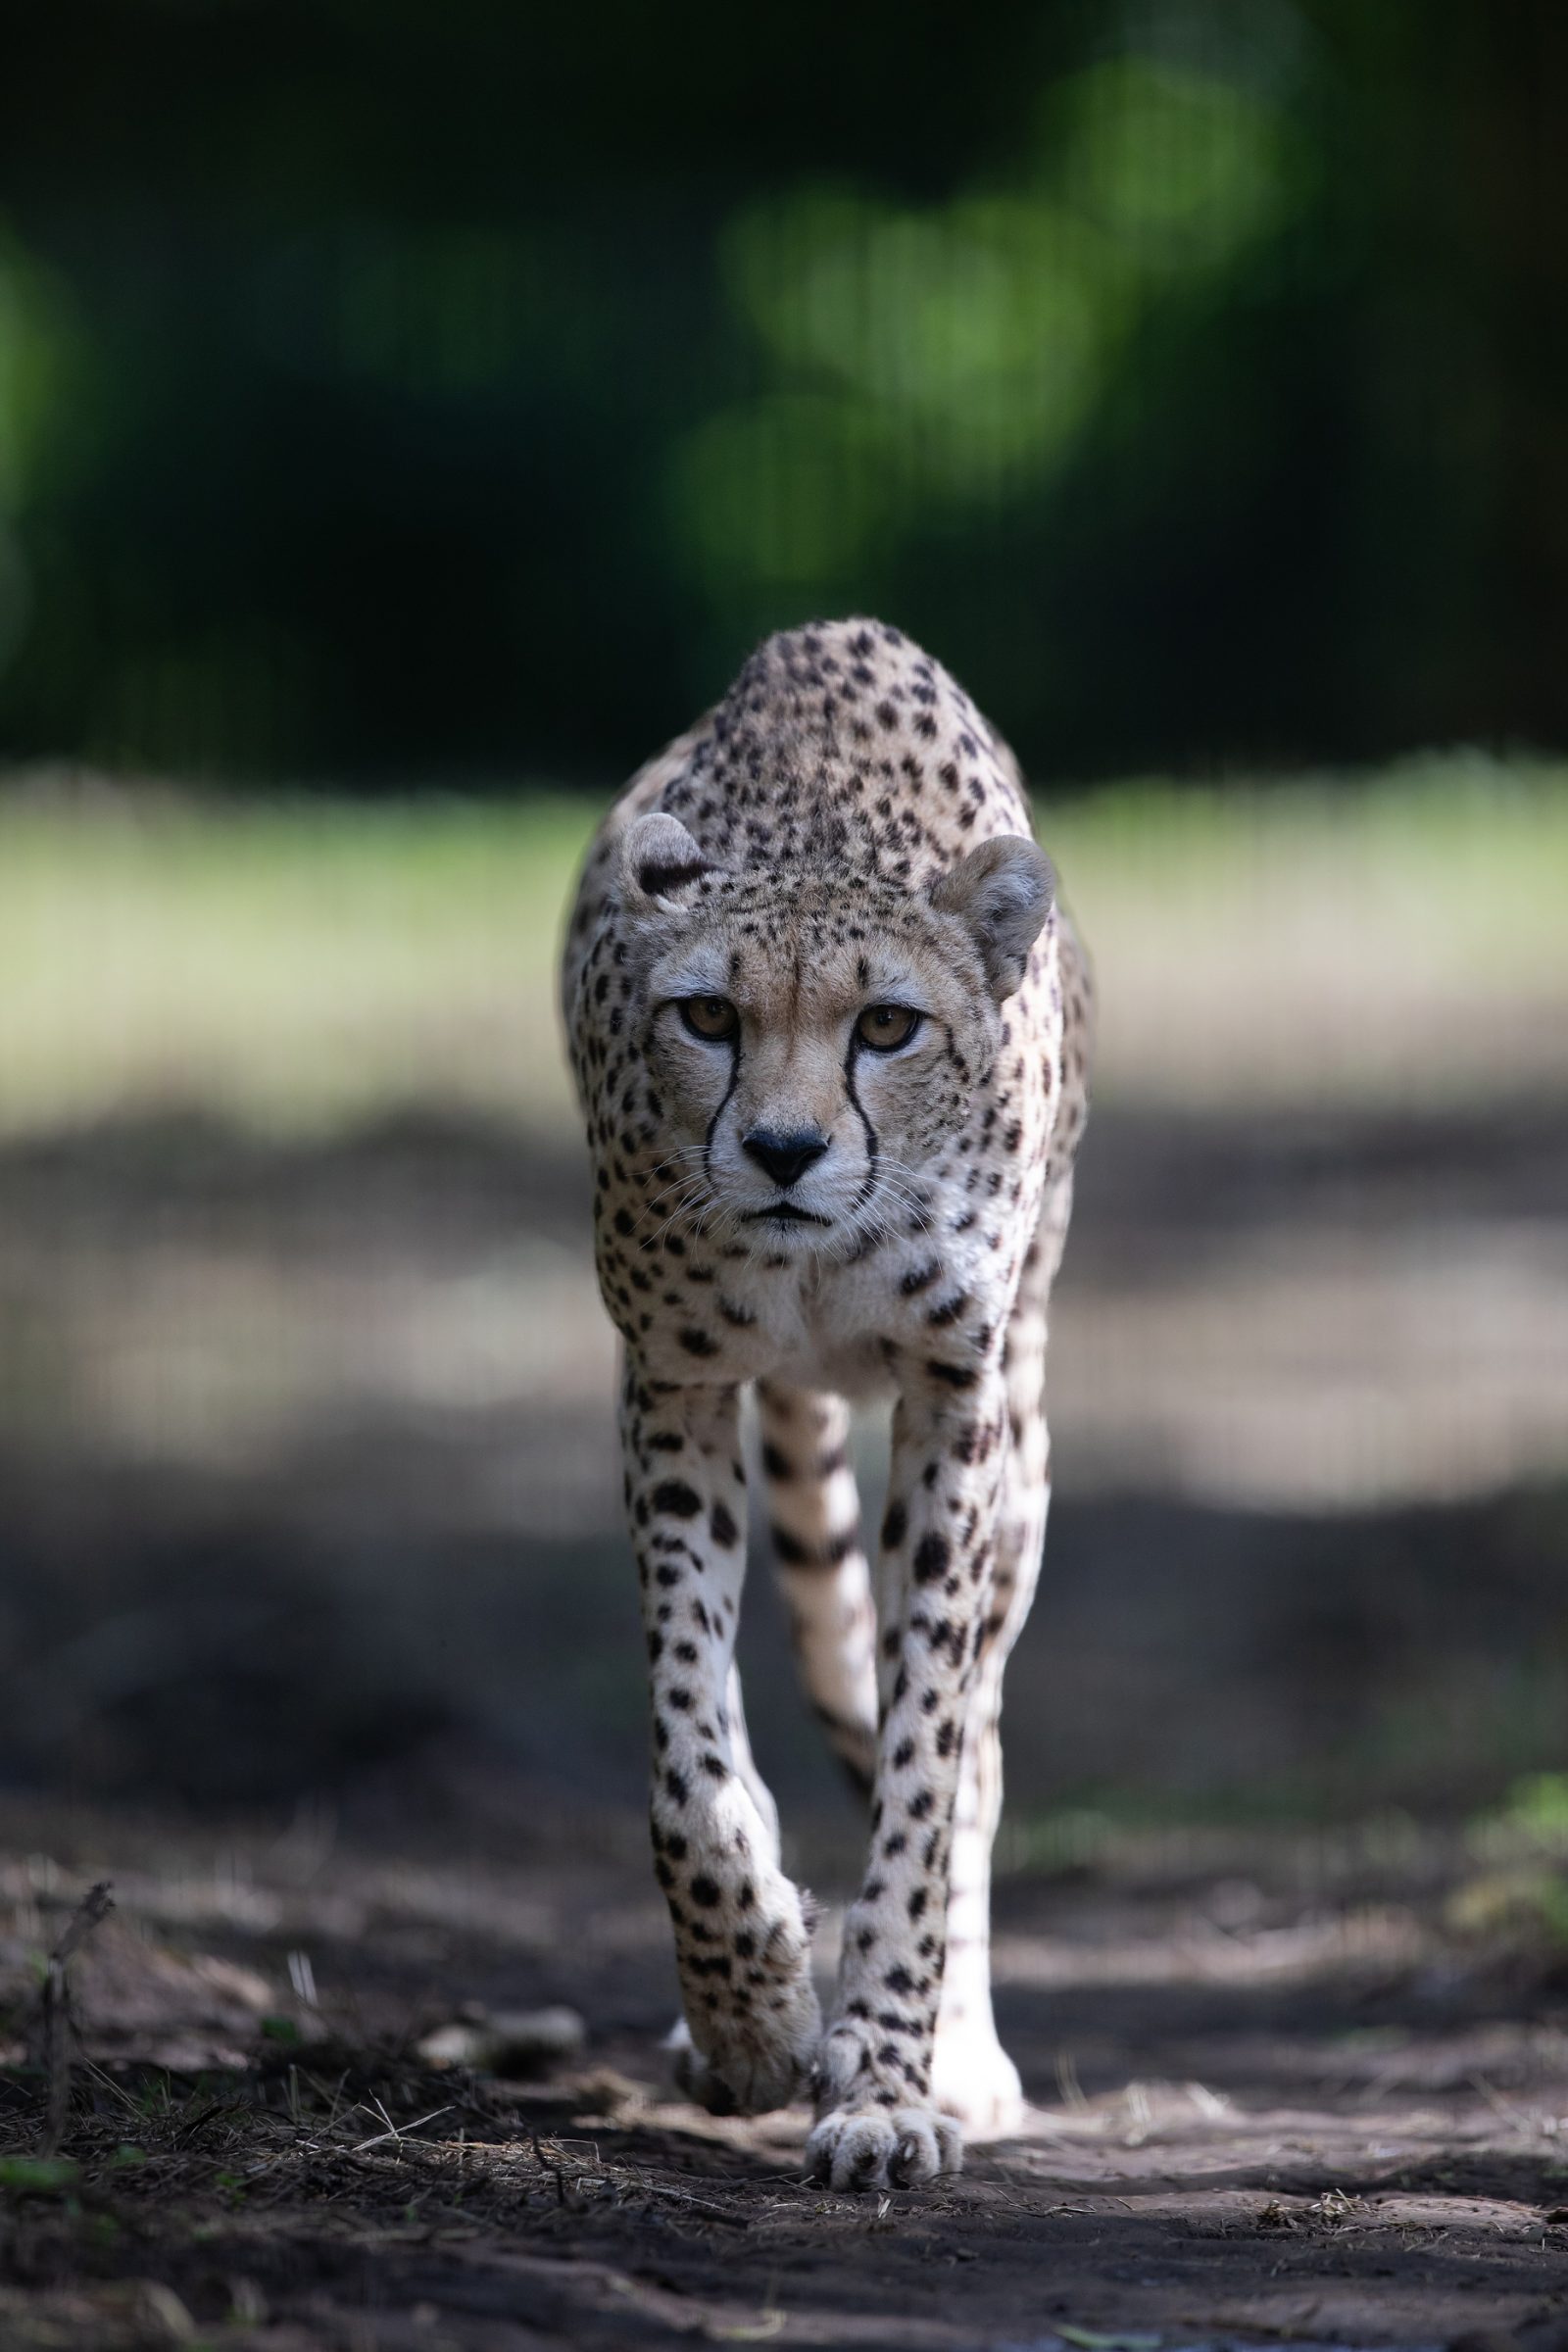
[652,1481,703,1519]
[881,1500,907,1549]
[913,1533,950,1585]
[710,1501,740,1547]
[679,1328,718,1358]
[689,1875,721,1907]
[773,1524,858,1569]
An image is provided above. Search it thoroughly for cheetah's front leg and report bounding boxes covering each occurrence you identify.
[807,1363,1007,2191]
[622,1361,820,2114]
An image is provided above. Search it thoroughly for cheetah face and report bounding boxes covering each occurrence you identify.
[619,815,1053,1253]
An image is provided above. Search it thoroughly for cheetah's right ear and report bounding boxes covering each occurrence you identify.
[619,812,721,912]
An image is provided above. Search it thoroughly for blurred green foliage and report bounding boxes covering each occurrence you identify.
[1,1,1566,783]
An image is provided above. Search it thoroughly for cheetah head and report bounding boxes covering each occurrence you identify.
[617,812,1054,1253]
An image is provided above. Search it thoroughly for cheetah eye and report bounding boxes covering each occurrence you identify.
[856,1004,922,1053]
[677,995,739,1043]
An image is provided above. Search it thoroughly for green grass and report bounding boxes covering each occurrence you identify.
[0,794,600,1137]
[1,754,1565,1139]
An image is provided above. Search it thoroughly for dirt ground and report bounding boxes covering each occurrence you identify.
[2,1101,1567,2347]
[2,1102,1567,1821]
[5,1799,1568,2351]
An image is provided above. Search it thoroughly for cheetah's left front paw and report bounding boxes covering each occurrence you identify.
[806,2104,962,2191]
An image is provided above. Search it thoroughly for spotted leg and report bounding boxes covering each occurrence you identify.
[931,1178,1070,2138]
[623,1360,820,2113]
[807,1357,1009,2190]
[757,1382,879,1794]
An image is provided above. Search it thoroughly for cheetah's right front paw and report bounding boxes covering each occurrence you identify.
[666,1889,821,2114]
[668,2015,814,2116]
[666,1993,819,2115]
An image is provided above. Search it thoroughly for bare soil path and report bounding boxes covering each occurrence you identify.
[4,1802,1568,2351]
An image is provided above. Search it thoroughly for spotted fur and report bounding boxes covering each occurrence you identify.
[562,619,1092,2190]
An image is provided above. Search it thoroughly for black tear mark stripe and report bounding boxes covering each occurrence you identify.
[701,1023,742,1196]
[843,1030,880,1212]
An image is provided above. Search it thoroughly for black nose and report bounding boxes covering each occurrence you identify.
[743,1127,829,1190]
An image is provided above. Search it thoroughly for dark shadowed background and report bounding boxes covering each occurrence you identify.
[1,0,1566,1844]
[5,0,1568,782]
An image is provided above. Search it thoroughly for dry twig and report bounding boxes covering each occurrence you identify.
[37,1880,114,2157]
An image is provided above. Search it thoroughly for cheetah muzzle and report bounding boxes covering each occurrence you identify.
[562,618,1093,2192]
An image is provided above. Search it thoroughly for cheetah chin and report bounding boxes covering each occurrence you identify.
[562,619,1092,2189]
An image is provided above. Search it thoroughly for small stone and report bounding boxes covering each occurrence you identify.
[416,2005,586,2075]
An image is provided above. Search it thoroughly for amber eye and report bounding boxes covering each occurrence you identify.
[677,995,739,1042]
[856,1004,922,1053]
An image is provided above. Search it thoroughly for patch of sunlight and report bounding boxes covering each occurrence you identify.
[0,757,1564,1140]
[0,791,600,1138]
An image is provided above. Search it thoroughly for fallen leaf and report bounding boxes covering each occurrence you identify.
[1057,2328,1161,2352]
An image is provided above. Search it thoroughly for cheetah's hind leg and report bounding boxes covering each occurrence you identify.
[756,1383,879,1794]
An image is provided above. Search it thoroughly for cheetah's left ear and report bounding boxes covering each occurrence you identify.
[929,835,1055,1002]
[619,811,722,912]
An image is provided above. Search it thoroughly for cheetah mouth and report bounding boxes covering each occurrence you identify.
[743,1203,833,1228]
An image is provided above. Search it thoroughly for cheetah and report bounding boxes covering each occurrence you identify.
[561,618,1092,2191]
